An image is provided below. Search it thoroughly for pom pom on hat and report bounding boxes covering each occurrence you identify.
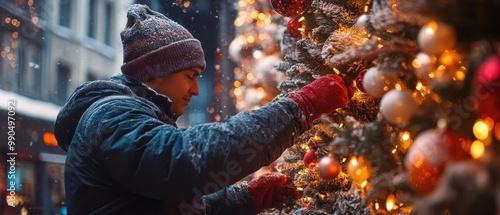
[120,4,206,82]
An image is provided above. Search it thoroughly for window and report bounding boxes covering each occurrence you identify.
[26,47,42,98]
[56,63,71,105]
[104,2,113,46]
[87,0,97,38]
[16,40,25,94]
[0,32,22,92]
[33,0,44,20]
[59,0,72,28]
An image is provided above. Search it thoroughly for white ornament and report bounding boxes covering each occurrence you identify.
[362,67,398,98]
[413,52,436,83]
[418,21,456,55]
[380,89,418,124]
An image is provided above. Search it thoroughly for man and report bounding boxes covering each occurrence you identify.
[54,4,354,215]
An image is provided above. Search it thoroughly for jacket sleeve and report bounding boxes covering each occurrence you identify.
[79,96,307,200]
[204,183,257,215]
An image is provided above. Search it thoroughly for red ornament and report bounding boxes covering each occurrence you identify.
[270,0,312,17]
[472,55,500,122]
[287,16,304,39]
[404,129,471,195]
[303,149,318,169]
[318,156,341,180]
[356,69,368,93]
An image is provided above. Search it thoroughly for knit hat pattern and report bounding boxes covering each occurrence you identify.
[120,4,206,82]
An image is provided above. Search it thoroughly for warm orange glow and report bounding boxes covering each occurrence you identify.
[233,80,241,88]
[43,132,58,146]
[470,140,485,159]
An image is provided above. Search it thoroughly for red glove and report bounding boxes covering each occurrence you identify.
[288,75,354,127]
[248,172,301,213]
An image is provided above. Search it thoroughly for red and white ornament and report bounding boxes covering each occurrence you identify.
[303,149,318,169]
[472,55,500,122]
[270,0,312,17]
[287,15,304,39]
[355,69,368,93]
[318,156,341,180]
[404,128,471,195]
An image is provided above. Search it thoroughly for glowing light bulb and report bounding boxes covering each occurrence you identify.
[473,120,490,140]
[386,194,396,211]
[470,140,485,159]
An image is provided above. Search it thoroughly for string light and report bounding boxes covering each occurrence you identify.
[470,140,485,159]
[386,194,396,211]
[473,119,490,140]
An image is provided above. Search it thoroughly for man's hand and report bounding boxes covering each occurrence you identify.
[248,172,301,213]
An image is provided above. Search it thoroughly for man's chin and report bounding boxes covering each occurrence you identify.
[171,109,184,117]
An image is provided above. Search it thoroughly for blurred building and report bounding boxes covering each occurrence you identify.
[0,0,131,214]
[0,0,238,214]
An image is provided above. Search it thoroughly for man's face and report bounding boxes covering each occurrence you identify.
[145,67,202,117]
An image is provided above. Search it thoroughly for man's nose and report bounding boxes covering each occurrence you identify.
[190,80,200,96]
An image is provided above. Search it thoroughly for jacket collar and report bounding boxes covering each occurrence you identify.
[110,73,177,121]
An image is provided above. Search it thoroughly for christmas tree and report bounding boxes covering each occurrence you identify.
[250,0,500,214]
[228,0,286,111]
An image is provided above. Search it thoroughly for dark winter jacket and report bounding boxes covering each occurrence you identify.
[54,74,308,215]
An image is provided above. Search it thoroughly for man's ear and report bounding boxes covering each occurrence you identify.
[146,76,167,89]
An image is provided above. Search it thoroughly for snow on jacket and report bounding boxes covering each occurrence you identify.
[54,73,308,215]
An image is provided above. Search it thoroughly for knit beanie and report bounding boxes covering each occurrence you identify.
[120,4,206,82]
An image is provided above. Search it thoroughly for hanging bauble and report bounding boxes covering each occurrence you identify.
[229,35,253,63]
[413,53,436,83]
[355,69,368,93]
[472,55,500,122]
[318,156,341,180]
[287,15,304,39]
[362,67,398,98]
[405,129,471,195]
[380,89,419,124]
[303,149,319,169]
[418,21,456,55]
[270,0,312,17]
[347,156,372,184]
